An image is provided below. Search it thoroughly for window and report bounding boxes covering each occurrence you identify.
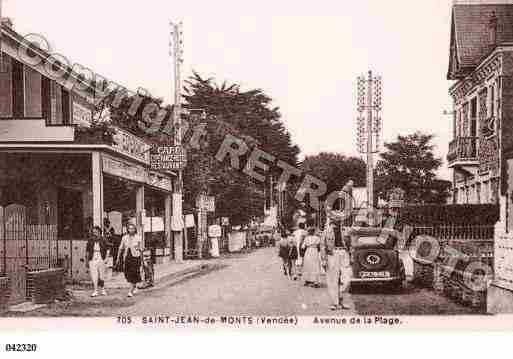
[490,85,495,118]
[24,65,42,118]
[483,181,490,203]
[0,55,13,117]
[11,58,24,117]
[470,97,477,137]
[41,76,51,122]
[48,82,63,124]
[471,97,477,118]
[62,89,70,125]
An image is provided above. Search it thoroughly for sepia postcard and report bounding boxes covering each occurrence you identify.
[1,0,513,339]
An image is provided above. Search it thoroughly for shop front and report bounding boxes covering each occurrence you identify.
[0,145,176,296]
[0,20,181,304]
[101,152,175,270]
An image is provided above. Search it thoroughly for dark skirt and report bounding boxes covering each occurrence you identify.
[279,244,289,259]
[124,250,141,284]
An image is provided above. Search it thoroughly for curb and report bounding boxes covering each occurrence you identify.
[68,264,209,291]
[107,263,208,290]
[150,264,208,288]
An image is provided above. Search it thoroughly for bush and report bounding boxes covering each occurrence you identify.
[74,122,116,145]
[397,204,499,226]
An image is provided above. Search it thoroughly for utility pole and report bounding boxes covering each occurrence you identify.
[268,175,273,227]
[170,21,185,260]
[357,71,382,214]
[0,0,4,73]
[366,71,374,210]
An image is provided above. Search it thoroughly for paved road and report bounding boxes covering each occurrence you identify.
[6,247,481,317]
[122,247,356,316]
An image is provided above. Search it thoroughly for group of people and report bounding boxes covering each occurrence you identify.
[85,221,145,298]
[278,223,324,287]
[278,221,353,311]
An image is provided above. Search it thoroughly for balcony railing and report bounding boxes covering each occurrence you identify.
[447,137,478,165]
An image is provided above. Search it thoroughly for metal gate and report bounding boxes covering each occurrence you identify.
[1,204,28,304]
[1,204,59,304]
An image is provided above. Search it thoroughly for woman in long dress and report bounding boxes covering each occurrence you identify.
[301,227,322,287]
[116,223,142,297]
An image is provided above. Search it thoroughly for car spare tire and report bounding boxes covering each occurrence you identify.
[356,250,389,271]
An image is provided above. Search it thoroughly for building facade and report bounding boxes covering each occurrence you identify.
[447,2,513,313]
[447,3,513,205]
[0,18,181,302]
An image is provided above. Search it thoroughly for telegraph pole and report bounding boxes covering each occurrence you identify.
[0,0,4,72]
[357,71,382,213]
[366,71,374,210]
[170,21,185,259]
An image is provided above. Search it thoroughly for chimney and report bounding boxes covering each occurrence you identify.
[489,11,498,48]
[1,17,13,29]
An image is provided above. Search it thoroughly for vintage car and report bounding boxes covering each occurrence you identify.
[255,226,274,247]
[348,227,405,291]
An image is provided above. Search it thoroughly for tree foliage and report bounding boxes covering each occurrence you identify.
[301,152,366,195]
[375,132,451,205]
[91,72,300,226]
[182,72,300,225]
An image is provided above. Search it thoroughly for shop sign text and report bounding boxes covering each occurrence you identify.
[150,146,187,170]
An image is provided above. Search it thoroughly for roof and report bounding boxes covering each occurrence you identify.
[447,3,513,79]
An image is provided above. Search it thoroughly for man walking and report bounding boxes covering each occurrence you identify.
[321,220,352,311]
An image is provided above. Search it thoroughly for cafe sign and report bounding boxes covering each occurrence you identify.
[112,127,151,163]
[103,155,173,192]
[150,146,187,170]
[103,155,147,183]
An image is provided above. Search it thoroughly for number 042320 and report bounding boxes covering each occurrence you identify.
[5,344,37,352]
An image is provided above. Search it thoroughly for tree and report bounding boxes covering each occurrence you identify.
[375,132,451,205]
[301,152,366,195]
[182,72,300,225]
[91,72,301,225]
[298,153,366,223]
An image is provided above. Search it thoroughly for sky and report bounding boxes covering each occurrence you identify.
[3,0,461,179]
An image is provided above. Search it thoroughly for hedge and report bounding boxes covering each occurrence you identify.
[396,204,499,226]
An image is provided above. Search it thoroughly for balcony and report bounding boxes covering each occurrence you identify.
[447,137,478,168]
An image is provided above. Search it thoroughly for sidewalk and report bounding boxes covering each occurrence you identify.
[105,260,208,289]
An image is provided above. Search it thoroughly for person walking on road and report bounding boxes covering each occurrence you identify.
[287,233,299,280]
[116,223,142,297]
[321,221,352,311]
[86,226,109,297]
[293,222,307,277]
[301,227,322,287]
[278,228,290,276]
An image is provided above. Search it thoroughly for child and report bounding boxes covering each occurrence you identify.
[278,229,290,276]
[287,234,299,280]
